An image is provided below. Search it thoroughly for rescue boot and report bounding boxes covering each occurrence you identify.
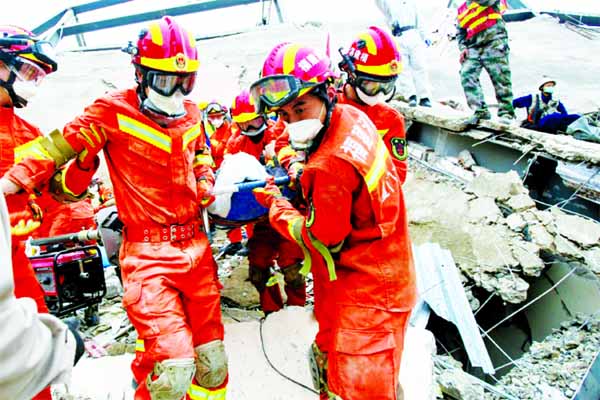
[408,95,417,107]
[419,97,432,107]
[220,241,243,256]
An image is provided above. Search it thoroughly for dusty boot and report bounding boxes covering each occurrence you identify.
[282,263,306,306]
[221,242,243,256]
[408,95,417,107]
[418,97,432,107]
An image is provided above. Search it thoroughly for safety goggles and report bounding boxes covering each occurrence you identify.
[9,57,47,84]
[239,116,267,136]
[4,39,58,73]
[354,75,396,96]
[250,74,319,113]
[146,70,196,96]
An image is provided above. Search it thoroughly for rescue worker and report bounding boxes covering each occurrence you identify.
[203,101,230,169]
[0,26,62,400]
[250,43,416,400]
[513,78,580,134]
[457,0,517,125]
[226,88,305,314]
[338,26,408,183]
[1,17,228,400]
[276,27,408,185]
[375,0,433,107]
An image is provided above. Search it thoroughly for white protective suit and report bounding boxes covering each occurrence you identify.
[375,0,432,101]
[0,190,75,400]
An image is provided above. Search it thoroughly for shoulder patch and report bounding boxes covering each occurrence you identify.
[390,137,408,161]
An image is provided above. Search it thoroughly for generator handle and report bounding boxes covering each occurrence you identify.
[30,229,101,246]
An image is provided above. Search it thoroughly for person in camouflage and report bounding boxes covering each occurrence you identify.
[457,0,516,124]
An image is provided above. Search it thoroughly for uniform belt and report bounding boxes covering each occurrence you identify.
[392,24,415,37]
[124,222,200,243]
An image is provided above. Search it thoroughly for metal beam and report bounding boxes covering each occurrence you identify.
[61,0,263,37]
[32,0,132,35]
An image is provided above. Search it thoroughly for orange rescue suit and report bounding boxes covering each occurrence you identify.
[266,104,416,400]
[4,88,224,399]
[205,119,231,169]
[0,107,55,400]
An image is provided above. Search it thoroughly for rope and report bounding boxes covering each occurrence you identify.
[259,318,319,395]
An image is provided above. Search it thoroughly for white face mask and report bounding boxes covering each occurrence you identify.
[146,88,185,117]
[287,118,323,150]
[356,87,386,106]
[12,79,38,101]
[209,117,224,128]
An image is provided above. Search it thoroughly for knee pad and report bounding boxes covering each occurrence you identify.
[194,340,228,388]
[146,358,195,400]
[249,265,270,292]
[282,262,305,289]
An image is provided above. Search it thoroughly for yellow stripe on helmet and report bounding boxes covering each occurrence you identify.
[140,56,199,73]
[356,59,402,77]
[282,44,302,75]
[357,32,377,55]
[233,111,259,123]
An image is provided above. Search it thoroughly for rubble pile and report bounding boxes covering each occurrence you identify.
[490,313,600,399]
[405,165,600,305]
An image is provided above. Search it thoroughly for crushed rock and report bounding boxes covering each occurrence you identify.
[489,314,600,399]
[465,171,526,201]
[553,212,600,248]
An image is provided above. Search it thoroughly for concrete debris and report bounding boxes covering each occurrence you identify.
[583,248,600,274]
[491,314,600,400]
[434,356,485,400]
[506,213,526,232]
[553,235,583,259]
[465,171,526,201]
[511,240,545,277]
[469,225,519,273]
[220,262,260,308]
[553,212,600,248]
[458,150,477,170]
[505,194,536,213]
[527,224,556,252]
[467,197,502,224]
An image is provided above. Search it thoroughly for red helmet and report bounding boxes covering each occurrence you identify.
[251,42,337,112]
[132,16,198,73]
[342,26,401,78]
[231,89,260,123]
[0,25,57,73]
[261,42,336,83]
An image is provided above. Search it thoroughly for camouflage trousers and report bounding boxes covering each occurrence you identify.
[460,40,516,118]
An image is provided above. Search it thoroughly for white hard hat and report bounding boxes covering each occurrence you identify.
[538,78,557,91]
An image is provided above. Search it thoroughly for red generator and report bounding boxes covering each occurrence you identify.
[29,230,106,318]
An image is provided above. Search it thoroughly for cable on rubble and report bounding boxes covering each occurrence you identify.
[259,317,319,395]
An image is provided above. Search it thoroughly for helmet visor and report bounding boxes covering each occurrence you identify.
[355,75,396,96]
[250,74,318,113]
[10,58,47,84]
[14,40,57,73]
[147,70,196,96]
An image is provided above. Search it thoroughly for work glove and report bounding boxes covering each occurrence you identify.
[10,195,43,236]
[78,124,107,168]
[197,178,215,207]
[288,161,304,191]
[253,176,282,208]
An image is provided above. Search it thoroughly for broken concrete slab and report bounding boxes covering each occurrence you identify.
[511,241,545,277]
[468,224,519,274]
[467,197,502,224]
[506,194,536,212]
[506,213,527,232]
[528,224,556,252]
[553,235,583,259]
[465,171,526,201]
[554,213,600,248]
[583,247,600,274]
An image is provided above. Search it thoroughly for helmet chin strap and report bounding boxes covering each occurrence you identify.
[306,84,336,156]
[0,73,27,108]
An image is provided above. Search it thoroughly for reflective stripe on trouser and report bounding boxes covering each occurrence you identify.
[327,306,410,400]
[187,380,227,399]
[120,236,225,399]
[248,219,305,313]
